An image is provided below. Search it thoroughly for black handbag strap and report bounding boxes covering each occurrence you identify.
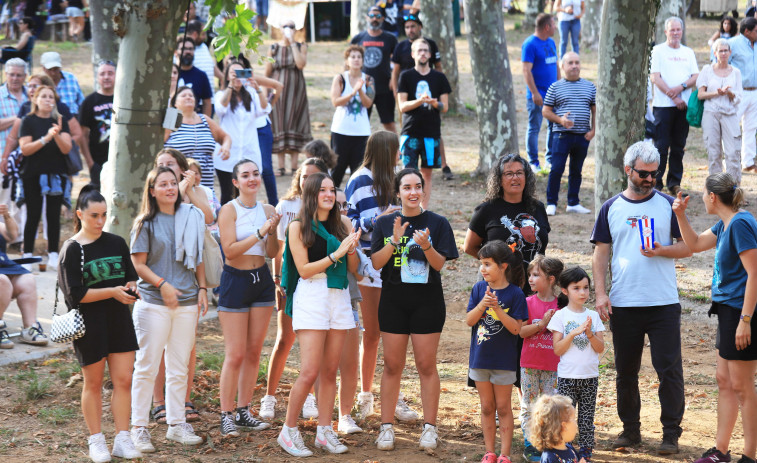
[53,240,84,316]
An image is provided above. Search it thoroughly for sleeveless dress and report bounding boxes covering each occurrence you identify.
[269,43,312,154]
[165,114,217,189]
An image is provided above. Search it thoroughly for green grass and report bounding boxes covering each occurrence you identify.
[257,355,269,384]
[37,406,76,425]
[14,369,52,401]
[197,351,224,372]
[56,362,81,381]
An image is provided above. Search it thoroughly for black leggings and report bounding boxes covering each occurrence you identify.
[330,133,367,188]
[23,175,65,253]
[216,169,233,205]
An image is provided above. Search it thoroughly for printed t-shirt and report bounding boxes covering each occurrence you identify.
[546,307,604,379]
[78,92,113,165]
[350,30,398,93]
[521,294,561,371]
[392,37,441,71]
[397,68,451,138]
[276,198,302,238]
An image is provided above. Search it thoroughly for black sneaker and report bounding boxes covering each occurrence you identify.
[612,430,641,450]
[442,165,455,180]
[736,456,756,463]
[658,435,679,455]
[234,406,270,431]
[221,412,239,437]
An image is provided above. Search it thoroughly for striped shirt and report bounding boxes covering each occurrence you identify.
[543,78,596,134]
[345,166,387,249]
[165,114,217,189]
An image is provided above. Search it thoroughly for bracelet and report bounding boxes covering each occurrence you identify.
[422,245,432,251]
[389,238,401,248]
[587,332,594,339]
[328,253,336,263]
[39,137,47,146]
[256,229,265,240]
[347,249,356,255]
[274,274,281,279]
[198,287,207,291]
[157,278,166,288]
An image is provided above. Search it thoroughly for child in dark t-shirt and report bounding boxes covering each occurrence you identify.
[530,394,586,463]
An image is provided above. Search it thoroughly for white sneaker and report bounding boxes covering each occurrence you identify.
[314,426,348,454]
[395,392,418,422]
[111,430,142,459]
[419,423,439,450]
[20,321,48,346]
[21,252,33,271]
[130,427,155,453]
[278,426,313,457]
[259,394,276,420]
[166,422,203,445]
[337,414,363,434]
[376,423,395,450]
[546,204,557,216]
[356,391,374,420]
[88,433,111,463]
[301,393,318,419]
[566,204,591,214]
[48,251,59,270]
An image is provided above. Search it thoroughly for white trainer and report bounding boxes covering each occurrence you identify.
[546,204,557,216]
[259,394,276,420]
[337,414,363,434]
[130,427,155,453]
[166,422,203,446]
[111,430,142,459]
[566,204,591,214]
[376,423,395,451]
[88,433,111,463]
[277,426,313,457]
[301,393,318,419]
[419,423,439,450]
[314,426,348,454]
[356,391,374,420]
[48,251,59,270]
[395,392,418,422]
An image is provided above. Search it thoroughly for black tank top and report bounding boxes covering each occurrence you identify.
[307,221,329,262]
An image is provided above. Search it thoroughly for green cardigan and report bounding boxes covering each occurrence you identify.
[282,219,349,317]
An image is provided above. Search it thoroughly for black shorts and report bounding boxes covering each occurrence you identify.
[378,283,445,334]
[218,264,276,312]
[712,301,757,361]
[400,135,441,169]
[367,92,396,124]
[74,304,139,367]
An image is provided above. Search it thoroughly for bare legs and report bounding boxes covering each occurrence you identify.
[338,326,360,416]
[477,381,514,456]
[711,354,757,459]
[81,352,135,435]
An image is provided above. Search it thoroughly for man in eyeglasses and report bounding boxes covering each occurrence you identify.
[591,140,692,456]
[351,6,398,132]
[78,60,116,188]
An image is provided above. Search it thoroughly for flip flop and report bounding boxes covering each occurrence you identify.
[151,404,166,424]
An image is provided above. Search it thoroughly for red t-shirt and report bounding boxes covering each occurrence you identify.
[520,294,560,371]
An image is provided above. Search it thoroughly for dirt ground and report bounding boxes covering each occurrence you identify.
[0,13,752,463]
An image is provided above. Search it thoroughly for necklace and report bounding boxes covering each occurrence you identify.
[236,197,256,209]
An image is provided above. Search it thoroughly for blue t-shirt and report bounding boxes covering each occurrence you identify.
[467,281,528,371]
[541,443,579,463]
[711,211,757,310]
[178,66,213,114]
[521,34,558,100]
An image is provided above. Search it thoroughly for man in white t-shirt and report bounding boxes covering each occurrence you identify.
[650,16,699,196]
[591,141,692,456]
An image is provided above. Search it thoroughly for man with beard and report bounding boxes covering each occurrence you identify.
[176,36,213,117]
[590,140,692,456]
[186,19,223,91]
[351,6,398,132]
[79,60,115,188]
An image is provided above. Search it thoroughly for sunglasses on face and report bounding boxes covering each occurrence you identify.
[368,13,382,18]
[630,166,660,179]
[337,201,350,210]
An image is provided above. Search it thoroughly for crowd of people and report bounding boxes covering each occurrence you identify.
[0,2,753,463]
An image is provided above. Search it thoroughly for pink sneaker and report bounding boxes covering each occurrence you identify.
[481,452,497,463]
[496,455,512,463]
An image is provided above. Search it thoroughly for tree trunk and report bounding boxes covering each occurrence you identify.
[420,0,463,113]
[524,0,541,29]
[463,0,519,173]
[581,0,602,52]
[101,0,185,239]
[90,0,120,85]
[350,0,372,38]
[594,0,658,209]
[656,0,687,45]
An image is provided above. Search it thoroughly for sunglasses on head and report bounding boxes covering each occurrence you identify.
[368,13,382,18]
[403,14,420,21]
[630,166,659,179]
[282,24,294,29]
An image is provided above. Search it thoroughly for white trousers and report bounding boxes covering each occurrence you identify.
[738,89,757,168]
[131,300,198,427]
[702,110,742,184]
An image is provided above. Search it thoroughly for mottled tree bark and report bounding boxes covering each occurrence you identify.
[350,0,373,38]
[656,0,686,45]
[581,0,602,52]
[594,0,658,209]
[101,0,185,239]
[90,0,120,85]
[421,0,463,113]
[524,0,542,29]
[463,0,519,173]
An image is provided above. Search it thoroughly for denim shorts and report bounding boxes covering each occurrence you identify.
[218,264,275,312]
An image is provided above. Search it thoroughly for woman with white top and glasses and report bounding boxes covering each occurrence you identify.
[554,0,584,56]
[216,159,281,437]
[129,166,207,453]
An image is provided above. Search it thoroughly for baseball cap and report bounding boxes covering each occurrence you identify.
[368,5,381,14]
[403,13,422,26]
[40,52,62,69]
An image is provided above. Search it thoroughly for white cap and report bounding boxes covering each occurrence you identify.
[40,52,62,69]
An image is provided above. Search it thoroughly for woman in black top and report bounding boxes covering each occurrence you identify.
[19,84,72,270]
[58,186,141,461]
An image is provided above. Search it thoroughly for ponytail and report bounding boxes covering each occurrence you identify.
[478,240,524,288]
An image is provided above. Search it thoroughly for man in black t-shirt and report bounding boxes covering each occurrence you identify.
[397,39,450,208]
[79,61,115,188]
[376,0,400,36]
[351,6,398,132]
[176,37,213,117]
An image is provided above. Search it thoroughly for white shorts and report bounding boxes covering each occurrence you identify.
[292,273,355,331]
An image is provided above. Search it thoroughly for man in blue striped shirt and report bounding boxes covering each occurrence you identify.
[542,51,595,216]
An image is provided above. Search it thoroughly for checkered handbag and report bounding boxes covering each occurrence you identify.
[50,241,85,343]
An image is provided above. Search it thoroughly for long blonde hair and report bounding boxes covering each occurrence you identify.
[30,85,60,120]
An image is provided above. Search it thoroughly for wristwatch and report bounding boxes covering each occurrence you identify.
[741,314,752,324]
[681,82,687,90]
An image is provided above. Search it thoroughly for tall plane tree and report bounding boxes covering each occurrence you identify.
[420,0,463,112]
[656,0,686,44]
[594,0,658,208]
[464,0,519,172]
[581,0,602,52]
[90,0,120,80]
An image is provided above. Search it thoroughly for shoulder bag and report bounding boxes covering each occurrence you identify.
[50,240,86,343]
[686,88,703,128]
[202,228,222,289]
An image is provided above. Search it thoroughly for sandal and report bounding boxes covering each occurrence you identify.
[277,167,286,177]
[185,401,200,422]
[151,404,166,424]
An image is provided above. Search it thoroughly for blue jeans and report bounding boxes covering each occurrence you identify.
[546,132,589,206]
[257,121,278,206]
[559,19,581,56]
[526,98,553,166]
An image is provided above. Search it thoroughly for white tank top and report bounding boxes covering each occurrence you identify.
[330,72,371,136]
[232,199,267,256]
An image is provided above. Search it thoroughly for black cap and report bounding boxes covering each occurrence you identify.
[403,13,422,26]
[368,6,381,14]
